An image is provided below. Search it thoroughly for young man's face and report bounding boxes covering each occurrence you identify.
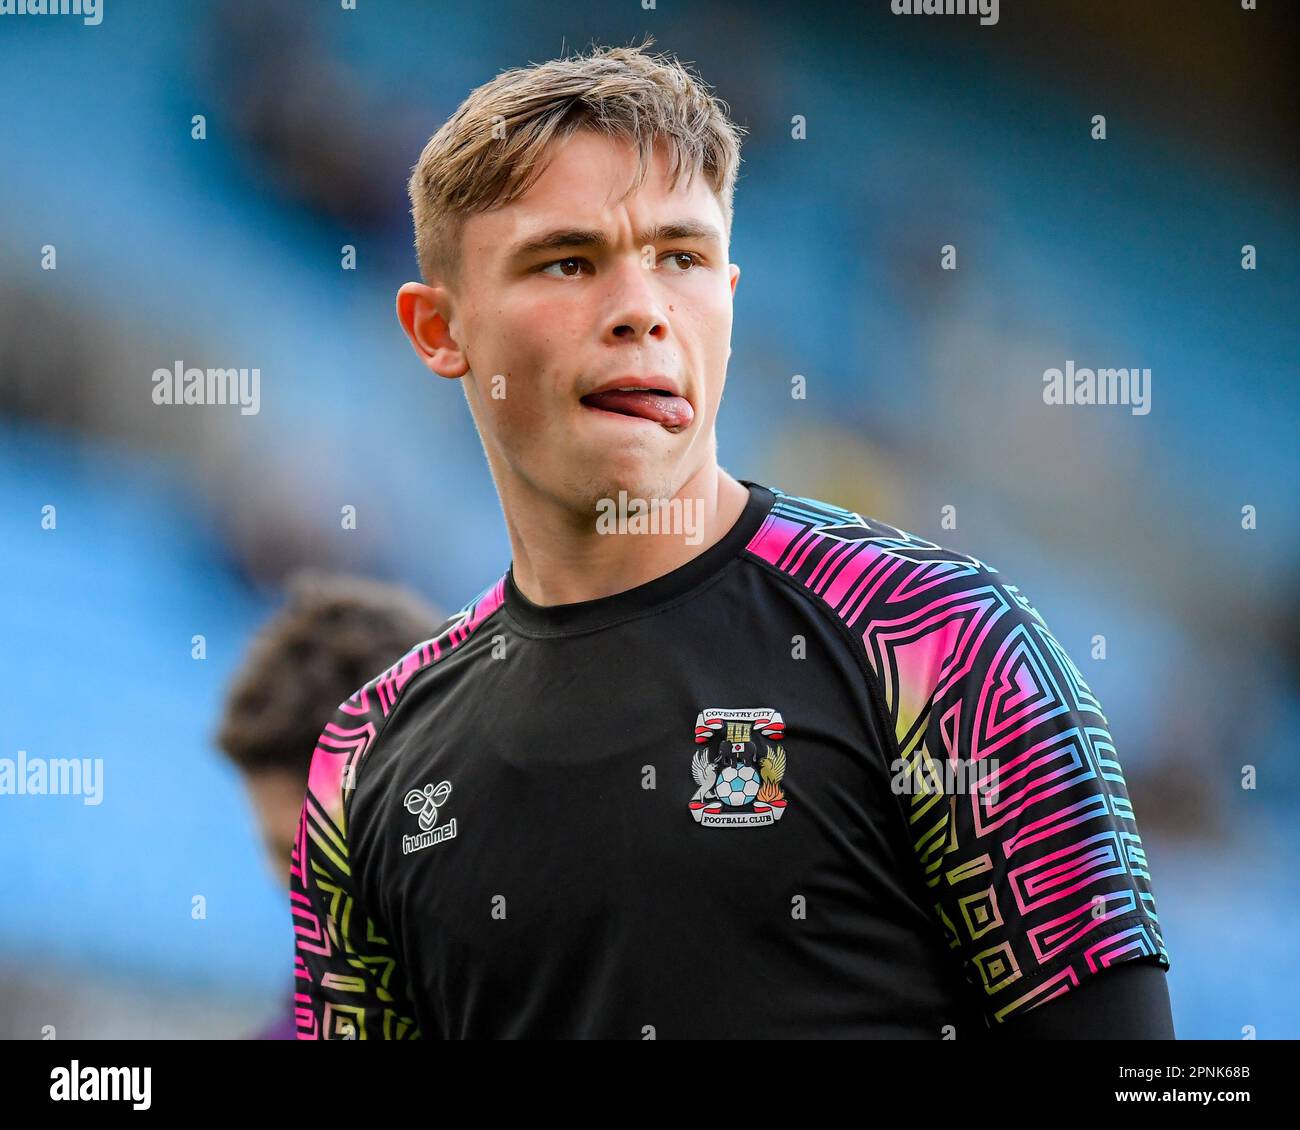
[400,129,740,518]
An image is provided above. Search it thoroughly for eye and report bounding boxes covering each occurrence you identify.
[662,251,702,272]
[538,256,591,278]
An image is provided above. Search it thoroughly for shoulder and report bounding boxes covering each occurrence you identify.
[744,483,1030,617]
[742,485,1076,734]
[303,573,508,834]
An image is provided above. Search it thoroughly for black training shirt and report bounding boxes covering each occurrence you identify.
[289,480,1171,1039]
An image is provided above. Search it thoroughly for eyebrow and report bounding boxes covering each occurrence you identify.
[506,220,723,263]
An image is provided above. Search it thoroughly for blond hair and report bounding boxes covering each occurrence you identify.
[407,37,746,286]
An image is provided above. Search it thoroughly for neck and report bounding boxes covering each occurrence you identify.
[502,461,751,607]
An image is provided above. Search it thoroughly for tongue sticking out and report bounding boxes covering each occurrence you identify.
[581,389,694,430]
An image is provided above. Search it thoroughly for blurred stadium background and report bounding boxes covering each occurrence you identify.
[1,0,1296,1038]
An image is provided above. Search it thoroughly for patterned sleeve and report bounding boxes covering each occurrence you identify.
[288,583,506,1039]
[884,561,1171,1026]
[289,679,423,1040]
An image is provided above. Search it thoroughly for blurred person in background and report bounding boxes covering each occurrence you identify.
[216,571,444,1039]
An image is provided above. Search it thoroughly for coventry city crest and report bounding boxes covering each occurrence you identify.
[689,707,788,828]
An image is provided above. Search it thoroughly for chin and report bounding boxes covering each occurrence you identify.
[568,465,677,513]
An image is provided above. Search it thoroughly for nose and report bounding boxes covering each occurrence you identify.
[606,258,669,343]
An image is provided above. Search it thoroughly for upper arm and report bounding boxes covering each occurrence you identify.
[882,565,1171,1027]
[289,689,422,1040]
[994,957,1175,1039]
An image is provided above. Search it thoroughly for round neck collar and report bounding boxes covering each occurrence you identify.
[502,480,775,636]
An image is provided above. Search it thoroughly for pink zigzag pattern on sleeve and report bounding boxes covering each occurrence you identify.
[744,489,1168,1024]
